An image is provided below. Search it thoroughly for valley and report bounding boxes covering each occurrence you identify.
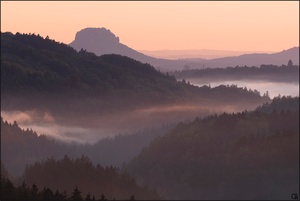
[1,7,299,199]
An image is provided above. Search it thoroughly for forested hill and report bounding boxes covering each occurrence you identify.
[126,96,299,199]
[1,32,270,115]
[170,64,299,83]
[0,115,171,177]
[1,32,180,99]
[0,32,188,113]
[1,155,161,200]
[256,96,299,113]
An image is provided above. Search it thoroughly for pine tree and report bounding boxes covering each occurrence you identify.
[69,186,83,201]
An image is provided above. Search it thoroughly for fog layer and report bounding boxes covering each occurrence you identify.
[1,100,260,144]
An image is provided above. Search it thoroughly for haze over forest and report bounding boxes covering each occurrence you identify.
[1,1,299,200]
[1,29,298,200]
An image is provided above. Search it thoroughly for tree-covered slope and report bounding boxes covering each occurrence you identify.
[22,156,161,200]
[1,32,184,99]
[1,32,270,115]
[0,116,171,177]
[126,96,299,199]
[1,156,161,200]
[170,64,299,83]
[0,118,72,177]
[256,96,299,113]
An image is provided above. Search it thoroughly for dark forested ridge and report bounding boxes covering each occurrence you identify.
[1,156,161,200]
[1,117,74,177]
[170,64,299,83]
[0,32,191,100]
[126,96,299,199]
[0,117,171,177]
[1,32,270,116]
[256,96,299,113]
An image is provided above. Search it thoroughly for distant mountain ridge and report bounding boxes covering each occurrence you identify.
[69,27,192,71]
[139,49,276,60]
[70,28,142,59]
[192,47,299,68]
[69,27,299,70]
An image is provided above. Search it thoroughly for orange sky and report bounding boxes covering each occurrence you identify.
[1,1,299,52]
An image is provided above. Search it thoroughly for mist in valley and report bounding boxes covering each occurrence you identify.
[1,23,298,199]
[171,63,299,99]
[1,98,261,145]
[1,93,272,180]
[187,78,299,98]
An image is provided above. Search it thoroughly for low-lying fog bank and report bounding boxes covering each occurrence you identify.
[1,100,262,144]
[186,78,299,98]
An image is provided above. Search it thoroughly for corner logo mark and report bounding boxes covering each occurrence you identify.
[291,193,299,200]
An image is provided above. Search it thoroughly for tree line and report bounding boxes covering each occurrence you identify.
[0,116,172,177]
[1,175,137,201]
[170,64,299,83]
[1,155,161,200]
[126,96,299,199]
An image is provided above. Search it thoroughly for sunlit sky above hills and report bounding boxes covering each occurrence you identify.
[1,1,299,52]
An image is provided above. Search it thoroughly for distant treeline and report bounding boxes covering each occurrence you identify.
[169,64,299,82]
[256,95,299,113]
[1,176,135,201]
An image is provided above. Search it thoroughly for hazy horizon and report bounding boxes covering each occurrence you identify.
[1,1,298,52]
[138,49,278,60]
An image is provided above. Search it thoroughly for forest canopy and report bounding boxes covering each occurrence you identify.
[1,32,270,116]
[169,64,299,83]
[1,155,161,200]
[126,96,299,199]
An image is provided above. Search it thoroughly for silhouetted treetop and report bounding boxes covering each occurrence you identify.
[22,155,161,200]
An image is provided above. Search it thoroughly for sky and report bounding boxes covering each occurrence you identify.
[1,1,299,52]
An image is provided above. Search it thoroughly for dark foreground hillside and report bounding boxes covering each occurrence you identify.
[1,156,161,200]
[126,96,299,199]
